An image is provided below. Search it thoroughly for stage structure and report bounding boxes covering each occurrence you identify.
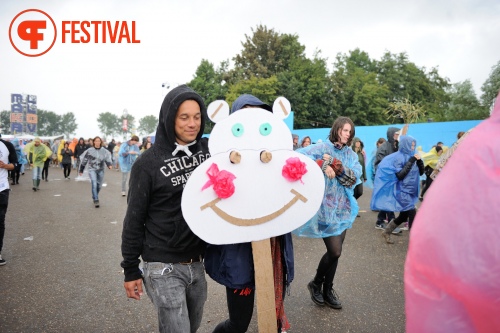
[10,93,37,134]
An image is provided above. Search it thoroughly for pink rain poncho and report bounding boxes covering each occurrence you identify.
[404,92,500,333]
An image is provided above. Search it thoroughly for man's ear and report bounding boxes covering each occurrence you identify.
[272,97,291,120]
[207,101,230,123]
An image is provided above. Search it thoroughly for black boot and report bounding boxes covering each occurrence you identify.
[323,283,342,309]
[307,279,324,306]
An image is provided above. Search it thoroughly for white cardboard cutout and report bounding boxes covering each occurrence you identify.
[182,99,324,245]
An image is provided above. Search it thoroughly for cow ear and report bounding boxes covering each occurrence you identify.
[272,97,291,120]
[207,101,230,123]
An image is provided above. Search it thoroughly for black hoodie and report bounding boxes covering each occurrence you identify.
[374,127,400,170]
[121,85,210,282]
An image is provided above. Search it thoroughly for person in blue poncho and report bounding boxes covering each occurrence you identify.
[370,135,424,244]
[118,135,140,197]
[295,116,362,310]
[10,138,27,185]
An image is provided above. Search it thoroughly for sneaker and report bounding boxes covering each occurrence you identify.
[94,200,100,208]
[392,227,402,234]
[121,191,126,197]
[400,222,409,231]
[375,223,385,230]
[0,254,6,266]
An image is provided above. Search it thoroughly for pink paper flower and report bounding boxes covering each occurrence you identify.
[202,163,236,199]
[282,157,308,184]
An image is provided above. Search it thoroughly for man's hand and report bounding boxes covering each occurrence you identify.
[124,279,144,300]
[414,154,421,160]
[108,166,112,169]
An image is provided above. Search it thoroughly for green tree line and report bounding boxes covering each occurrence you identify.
[186,25,499,132]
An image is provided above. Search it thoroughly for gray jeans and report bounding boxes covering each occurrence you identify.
[121,172,129,192]
[143,261,207,333]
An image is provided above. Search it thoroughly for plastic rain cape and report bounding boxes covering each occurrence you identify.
[404,92,500,333]
[293,141,361,238]
[370,135,419,212]
[417,146,448,169]
[118,142,140,172]
[75,150,90,182]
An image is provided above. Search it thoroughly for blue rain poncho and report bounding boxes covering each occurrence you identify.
[294,141,362,238]
[11,138,27,165]
[118,141,140,172]
[370,135,420,212]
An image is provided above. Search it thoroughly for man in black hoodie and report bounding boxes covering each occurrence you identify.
[121,85,210,333]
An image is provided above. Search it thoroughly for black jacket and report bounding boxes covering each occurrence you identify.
[121,85,209,282]
[375,127,400,170]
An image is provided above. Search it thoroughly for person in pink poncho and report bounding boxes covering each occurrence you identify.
[404,91,500,333]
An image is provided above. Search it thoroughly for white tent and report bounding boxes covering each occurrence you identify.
[1,134,64,142]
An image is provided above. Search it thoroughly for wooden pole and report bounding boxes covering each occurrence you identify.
[251,238,277,333]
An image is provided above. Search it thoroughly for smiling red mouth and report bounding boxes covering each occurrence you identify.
[200,189,308,227]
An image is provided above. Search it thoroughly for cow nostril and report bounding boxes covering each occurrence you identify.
[260,150,272,163]
[229,150,241,164]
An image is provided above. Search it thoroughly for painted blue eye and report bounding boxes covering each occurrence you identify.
[259,123,272,136]
[232,123,244,137]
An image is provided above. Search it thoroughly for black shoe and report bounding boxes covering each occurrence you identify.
[307,280,324,306]
[323,284,342,309]
[0,254,6,266]
[94,200,100,208]
[375,223,385,230]
[32,187,37,192]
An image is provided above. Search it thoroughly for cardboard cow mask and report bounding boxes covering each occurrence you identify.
[181,97,325,244]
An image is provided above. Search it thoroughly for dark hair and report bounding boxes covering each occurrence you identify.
[301,136,311,147]
[376,137,386,146]
[64,142,69,147]
[93,136,102,147]
[329,117,355,146]
[131,135,139,142]
[436,141,444,146]
[435,146,443,153]
[457,131,465,139]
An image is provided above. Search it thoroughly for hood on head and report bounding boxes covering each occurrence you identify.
[11,138,20,150]
[154,85,206,152]
[386,127,400,144]
[399,135,416,155]
[230,94,272,114]
[351,137,363,149]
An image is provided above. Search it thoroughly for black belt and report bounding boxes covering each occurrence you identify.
[179,255,203,265]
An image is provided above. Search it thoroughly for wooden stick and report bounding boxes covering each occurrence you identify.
[251,239,277,333]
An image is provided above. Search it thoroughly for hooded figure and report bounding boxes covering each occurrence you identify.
[371,135,423,213]
[374,127,400,169]
[121,85,210,333]
[230,94,273,113]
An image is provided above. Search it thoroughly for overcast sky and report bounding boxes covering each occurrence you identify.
[1,0,499,139]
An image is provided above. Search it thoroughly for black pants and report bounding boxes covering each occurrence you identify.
[213,287,255,333]
[42,159,50,180]
[377,211,395,223]
[353,183,363,199]
[62,163,71,178]
[393,208,417,229]
[0,189,10,253]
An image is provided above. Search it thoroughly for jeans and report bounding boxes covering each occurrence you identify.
[0,190,10,253]
[32,166,42,180]
[143,261,207,333]
[88,169,104,201]
[121,171,129,192]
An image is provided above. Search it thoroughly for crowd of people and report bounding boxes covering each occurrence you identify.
[1,85,493,332]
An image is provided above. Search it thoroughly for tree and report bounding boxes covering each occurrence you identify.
[60,112,78,138]
[278,52,335,129]
[188,59,229,104]
[225,76,279,107]
[37,110,61,135]
[446,80,488,120]
[331,49,390,126]
[480,60,500,111]
[376,51,450,121]
[232,25,306,80]
[97,112,120,138]
[0,110,10,133]
[138,115,158,135]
